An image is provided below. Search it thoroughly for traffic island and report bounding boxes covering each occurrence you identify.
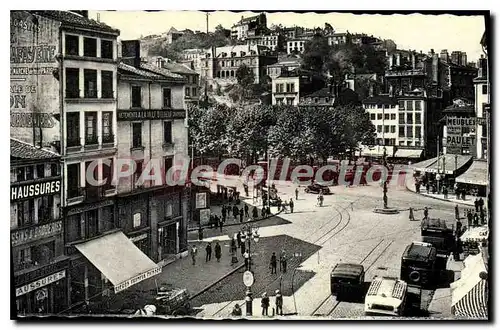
[373,207,400,215]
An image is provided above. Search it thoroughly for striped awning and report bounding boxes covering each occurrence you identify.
[410,154,472,175]
[455,160,488,186]
[452,280,488,319]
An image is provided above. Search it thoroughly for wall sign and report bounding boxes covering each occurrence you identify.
[15,270,66,297]
[199,208,211,226]
[11,179,61,201]
[195,193,207,209]
[117,109,185,121]
[114,266,162,293]
[11,220,62,247]
[14,259,68,286]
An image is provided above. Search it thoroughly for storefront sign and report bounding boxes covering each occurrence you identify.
[11,179,61,201]
[15,270,66,297]
[446,135,475,147]
[195,192,207,209]
[15,259,68,286]
[11,221,62,247]
[199,208,211,226]
[446,117,477,127]
[130,233,148,243]
[114,266,162,293]
[117,109,185,121]
[67,199,114,216]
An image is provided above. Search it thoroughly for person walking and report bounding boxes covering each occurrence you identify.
[473,212,479,227]
[426,183,430,194]
[455,204,460,220]
[219,216,223,233]
[280,250,287,273]
[244,204,249,218]
[222,205,227,221]
[261,207,266,219]
[474,198,479,213]
[479,197,484,212]
[239,208,244,223]
[190,245,198,266]
[409,207,415,221]
[261,292,270,316]
[205,243,212,262]
[443,186,448,199]
[295,188,299,200]
[275,290,283,316]
[215,242,222,262]
[231,304,242,317]
[233,205,239,221]
[467,210,473,227]
[252,206,258,220]
[270,252,277,274]
[289,198,294,213]
[423,207,429,220]
[237,231,242,248]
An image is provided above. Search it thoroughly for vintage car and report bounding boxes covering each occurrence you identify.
[154,287,191,316]
[365,276,408,317]
[400,241,437,288]
[305,183,332,195]
[421,218,456,260]
[330,263,365,300]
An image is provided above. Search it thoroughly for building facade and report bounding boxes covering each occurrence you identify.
[179,48,207,75]
[271,69,325,106]
[474,55,489,159]
[230,14,267,40]
[266,55,301,79]
[246,33,283,51]
[327,32,351,46]
[286,38,309,54]
[11,139,67,315]
[153,56,200,105]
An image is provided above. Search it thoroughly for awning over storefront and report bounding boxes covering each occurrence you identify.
[410,154,472,175]
[450,251,488,319]
[461,225,489,243]
[455,160,488,186]
[394,148,424,159]
[75,231,162,294]
[360,146,394,157]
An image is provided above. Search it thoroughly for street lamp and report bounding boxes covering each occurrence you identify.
[291,252,303,315]
[240,224,260,316]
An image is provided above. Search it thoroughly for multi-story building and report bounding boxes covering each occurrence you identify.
[11,138,67,315]
[396,90,427,150]
[153,56,200,104]
[327,32,351,46]
[351,34,380,46]
[286,38,309,54]
[441,98,475,156]
[473,55,489,159]
[231,14,267,40]
[165,27,184,44]
[266,55,301,79]
[179,48,207,74]
[271,69,324,106]
[116,40,190,267]
[246,33,283,52]
[200,44,277,87]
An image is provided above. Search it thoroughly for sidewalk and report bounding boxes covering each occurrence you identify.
[405,176,477,207]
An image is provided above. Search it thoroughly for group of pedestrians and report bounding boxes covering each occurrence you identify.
[269,250,288,274]
[189,241,223,265]
[231,290,283,317]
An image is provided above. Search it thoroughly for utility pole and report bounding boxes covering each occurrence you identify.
[204,12,209,105]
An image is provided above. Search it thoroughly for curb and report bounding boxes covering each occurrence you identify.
[405,181,473,207]
[189,263,246,300]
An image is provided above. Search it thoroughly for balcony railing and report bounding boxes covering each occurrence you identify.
[85,135,98,146]
[101,89,114,99]
[102,133,115,144]
[84,89,98,98]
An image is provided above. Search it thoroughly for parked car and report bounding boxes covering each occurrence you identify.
[330,263,365,300]
[305,183,331,195]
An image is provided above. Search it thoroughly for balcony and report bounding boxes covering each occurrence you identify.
[65,89,116,103]
[84,89,98,99]
[85,135,99,151]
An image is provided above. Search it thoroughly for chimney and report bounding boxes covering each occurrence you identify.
[432,53,439,84]
[121,40,141,67]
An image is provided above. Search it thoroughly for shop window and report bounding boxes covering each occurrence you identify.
[101,71,113,98]
[131,86,142,108]
[65,34,79,56]
[101,39,113,59]
[83,69,97,98]
[66,112,80,147]
[83,37,97,57]
[65,68,80,98]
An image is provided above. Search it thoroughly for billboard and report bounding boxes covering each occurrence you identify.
[10,11,60,146]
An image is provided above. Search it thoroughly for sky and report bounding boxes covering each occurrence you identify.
[89,11,486,62]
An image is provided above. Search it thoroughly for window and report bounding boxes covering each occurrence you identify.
[377,104,383,109]
[192,87,197,97]
[406,126,413,138]
[132,123,142,148]
[407,141,412,146]
[384,126,390,133]
[163,121,172,144]
[83,69,97,98]
[65,68,80,98]
[131,86,142,108]
[399,141,405,146]
[164,157,173,181]
[185,87,191,97]
[398,100,405,110]
[406,113,413,124]
[221,61,225,67]
[377,114,382,120]
[50,163,59,177]
[163,88,172,108]
[17,199,34,227]
[482,85,488,95]
[391,114,396,120]
[35,164,45,179]
[102,158,114,190]
[370,113,376,120]
[83,37,97,57]
[86,209,98,238]
[399,127,405,137]
[101,39,113,59]
[377,125,382,132]
[193,75,198,84]
[65,35,79,56]
[84,112,97,145]
[66,113,80,147]
[38,195,54,223]
[101,71,113,98]
[275,98,284,105]
[415,113,421,124]
[67,163,81,198]
[415,101,422,111]
[134,160,143,187]
[384,114,390,120]
[286,98,294,105]
[286,83,295,93]
[415,126,422,139]
[102,112,113,143]
[406,101,413,110]
[415,141,421,147]
[391,126,396,133]
[230,70,234,77]
[314,98,319,103]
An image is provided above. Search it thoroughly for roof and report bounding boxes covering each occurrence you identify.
[403,242,435,260]
[331,263,364,277]
[305,87,333,98]
[362,94,397,105]
[161,61,197,76]
[167,27,183,35]
[11,138,59,160]
[442,103,475,114]
[31,11,119,34]
[213,45,261,57]
[119,62,185,82]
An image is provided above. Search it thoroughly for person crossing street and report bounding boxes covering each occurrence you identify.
[270,252,277,274]
[205,243,212,262]
[289,198,294,213]
[215,242,222,262]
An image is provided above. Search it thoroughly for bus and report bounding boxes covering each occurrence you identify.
[364,276,408,317]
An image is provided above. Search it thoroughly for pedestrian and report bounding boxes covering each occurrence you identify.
[237,231,242,248]
[475,198,479,213]
[219,217,223,233]
[455,187,460,200]
[233,205,239,221]
[262,207,266,219]
[240,240,246,256]
[252,206,258,219]
[473,212,479,227]
[415,181,420,194]
[461,189,466,201]
[480,209,486,225]
[224,188,228,200]
[295,188,299,200]
[479,197,484,212]
[261,292,270,316]
[443,186,448,199]
[289,198,294,213]
[215,242,222,262]
[455,204,460,220]
[423,207,429,220]
[280,250,287,273]
[409,207,415,221]
[467,210,473,227]
[190,245,198,266]
[222,205,227,219]
[270,252,277,274]
[319,194,324,207]
[456,219,462,235]
[205,243,212,262]
[244,251,250,270]
[231,304,242,317]
[275,290,283,316]
[426,183,430,194]
[244,204,249,217]
[239,208,244,223]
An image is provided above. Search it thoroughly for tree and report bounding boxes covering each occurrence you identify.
[301,35,331,74]
[236,64,255,88]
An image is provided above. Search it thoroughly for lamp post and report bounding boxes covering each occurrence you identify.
[291,252,303,315]
[240,224,260,316]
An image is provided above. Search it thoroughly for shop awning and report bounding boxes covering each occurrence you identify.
[450,252,488,318]
[75,231,162,294]
[410,154,472,175]
[461,225,489,243]
[394,148,423,159]
[360,146,394,157]
[455,160,488,186]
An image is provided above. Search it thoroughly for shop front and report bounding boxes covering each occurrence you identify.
[455,160,488,196]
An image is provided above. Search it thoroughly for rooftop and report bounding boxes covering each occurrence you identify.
[362,94,398,105]
[11,138,59,161]
[31,10,119,34]
[119,62,185,82]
